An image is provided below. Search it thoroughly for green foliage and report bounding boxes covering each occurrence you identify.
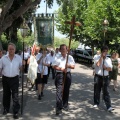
[0,0,61,43]
[55,0,120,51]
[1,30,34,51]
[54,37,79,49]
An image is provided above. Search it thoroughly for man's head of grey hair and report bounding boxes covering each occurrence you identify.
[8,42,16,50]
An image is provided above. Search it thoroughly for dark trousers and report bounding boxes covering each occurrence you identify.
[48,66,55,79]
[24,59,28,73]
[94,74,111,109]
[55,72,71,110]
[2,75,20,114]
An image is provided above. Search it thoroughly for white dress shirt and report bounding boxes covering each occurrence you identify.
[0,54,22,77]
[21,52,30,60]
[52,54,75,72]
[94,55,112,76]
[55,52,61,57]
[39,56,50,75]
[36,53,42,73]
[47,54,55,63]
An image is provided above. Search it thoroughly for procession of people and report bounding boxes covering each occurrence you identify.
[0,42,120,119]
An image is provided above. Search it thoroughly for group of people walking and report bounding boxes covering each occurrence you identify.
[0,43,75,118]
[0,43,119,119]
[31,44,75,115]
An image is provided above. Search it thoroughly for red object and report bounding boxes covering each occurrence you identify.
[31,43,36,55]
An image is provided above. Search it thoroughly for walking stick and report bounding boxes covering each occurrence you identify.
[62,16,81,96]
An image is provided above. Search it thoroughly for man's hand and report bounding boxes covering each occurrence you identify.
[60,68,67,73]
[67,64,71,68]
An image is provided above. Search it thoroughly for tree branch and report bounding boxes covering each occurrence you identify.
[0,0,41,35]
[0,0,14,23]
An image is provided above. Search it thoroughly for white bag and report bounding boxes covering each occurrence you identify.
[27,55,38,84]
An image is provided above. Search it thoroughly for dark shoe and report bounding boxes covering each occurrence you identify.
[56,109,62,115]
[63,106,69,111]
[113,88,116,91]
[38,95,41,100]
[13,113,19,119]
[41,92,44,97]
[3,109,9,115]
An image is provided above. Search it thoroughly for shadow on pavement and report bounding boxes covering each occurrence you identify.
[0,65,120,120]
[22,70,120,120]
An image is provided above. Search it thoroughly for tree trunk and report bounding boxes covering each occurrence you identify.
[0,0,41,35]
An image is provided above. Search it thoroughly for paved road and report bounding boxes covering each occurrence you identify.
[0,63,120,120]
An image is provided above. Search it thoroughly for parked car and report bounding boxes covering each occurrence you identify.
[85,49,97,56]
[74,48,93,64]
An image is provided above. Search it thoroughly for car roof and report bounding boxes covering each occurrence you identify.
[76,48,86,51]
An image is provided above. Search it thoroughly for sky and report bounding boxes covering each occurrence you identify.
[35,0,66,38]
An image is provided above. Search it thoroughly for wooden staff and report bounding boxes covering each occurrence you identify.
[62,16,81,96]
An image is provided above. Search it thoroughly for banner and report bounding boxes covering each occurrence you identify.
[35,16,54,46]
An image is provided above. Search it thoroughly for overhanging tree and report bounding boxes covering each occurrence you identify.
[0,0,62,49]
[55,0,120,50]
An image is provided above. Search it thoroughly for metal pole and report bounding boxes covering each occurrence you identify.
[103,31,106,46]
[102,30,106,101]
[21,37,24,115]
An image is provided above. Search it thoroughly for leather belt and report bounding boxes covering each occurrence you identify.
[95,74,108,78]
[3,75,18,79]
[56,72,70,74]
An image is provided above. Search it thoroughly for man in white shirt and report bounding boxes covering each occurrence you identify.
[94,46,114,112]
[55,48,61,57]
[21,48,30,73]
[52,44,75,115]
[47,50,55,79]
[0,43,22,119]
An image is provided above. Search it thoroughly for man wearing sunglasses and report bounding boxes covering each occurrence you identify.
[93,46,114,112]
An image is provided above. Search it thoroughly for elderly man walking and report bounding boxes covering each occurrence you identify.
[0,43,22,119]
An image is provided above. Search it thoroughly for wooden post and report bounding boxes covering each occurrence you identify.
[63,16,81,96]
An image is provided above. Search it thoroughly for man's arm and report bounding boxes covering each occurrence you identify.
[96,57,103,67]
[103,66,112,71]
[67,64,75,69]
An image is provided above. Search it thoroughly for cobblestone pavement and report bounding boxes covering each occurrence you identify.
[0,63,120,120]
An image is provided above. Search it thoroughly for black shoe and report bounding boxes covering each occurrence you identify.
[41,92,44,97]
[56,109,62,115]
[13,113,19,119]
[3,109,9,115]
[113,88,116,91]
[38,95,41,100]
[63,106,68,111]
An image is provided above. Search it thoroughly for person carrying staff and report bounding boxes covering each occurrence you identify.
[52,44,75,115]
[0,43,22,119]
[93,46,114,112]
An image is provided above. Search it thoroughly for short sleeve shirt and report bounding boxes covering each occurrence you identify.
[52,54,75,72]
[0,54,22,77]
[94,55,112,76]
[39,56,49,75]
[36,53,42,73]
